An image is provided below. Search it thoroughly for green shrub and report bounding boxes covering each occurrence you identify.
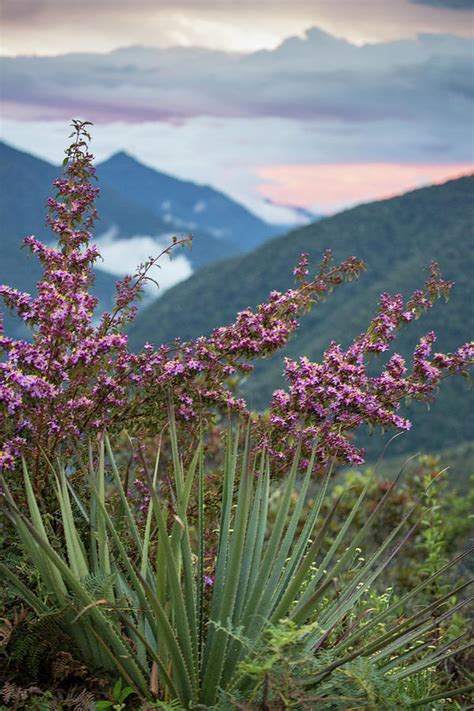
[1,415,472,709]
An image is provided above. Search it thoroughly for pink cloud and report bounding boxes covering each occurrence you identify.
[256,162,474,212]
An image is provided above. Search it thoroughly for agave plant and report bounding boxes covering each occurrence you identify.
[0,415,472,709]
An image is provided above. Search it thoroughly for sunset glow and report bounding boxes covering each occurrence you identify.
[256,163,474,212]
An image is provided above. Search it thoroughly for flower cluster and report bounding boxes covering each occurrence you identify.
[128,478,151,516]
[264,273,473,469]
[0,123,364,483]
[1,121,472,483]
[109,251,364,437]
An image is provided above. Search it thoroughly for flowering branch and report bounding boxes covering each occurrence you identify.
[265,268,473,469]
[0,121,472,484]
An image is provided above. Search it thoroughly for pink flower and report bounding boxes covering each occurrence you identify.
[1,120,472,480]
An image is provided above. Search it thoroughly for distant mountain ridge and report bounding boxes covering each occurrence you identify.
[97,152,281,251]
[0,142,121,337]
[0,141,284,271]
[128,174,474,459]
[0,141,287,339]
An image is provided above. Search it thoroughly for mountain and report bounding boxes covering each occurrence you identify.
[0,141,245,280]
[0,142,119,338]
[128,175,474,459]
[96,151,282,250]
[263,197,321,225]
[0,141,170,242]
[1,142,289,340]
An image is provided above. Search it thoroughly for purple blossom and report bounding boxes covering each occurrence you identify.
[0,121,472,483]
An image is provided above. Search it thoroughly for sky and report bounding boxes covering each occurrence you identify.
[1,0,473,222]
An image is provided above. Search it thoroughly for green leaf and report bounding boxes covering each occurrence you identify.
[202,422,253,704]
[119,687,135,702]
[408,683,474,707]
[112,678,122,700]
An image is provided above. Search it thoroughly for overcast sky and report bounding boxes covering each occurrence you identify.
[1,0,473,219]
[2,0,473,54]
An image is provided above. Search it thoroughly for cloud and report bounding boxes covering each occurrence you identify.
[410,0,473,9]
[93,229,193,295]
[2,107,472,218]
[1,30,472,126]
[0,2,339,55]
[1,1,473,56]
[1,27,472,215]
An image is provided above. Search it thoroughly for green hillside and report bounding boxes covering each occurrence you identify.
[365,439,474,496]
[128,175,474,459]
